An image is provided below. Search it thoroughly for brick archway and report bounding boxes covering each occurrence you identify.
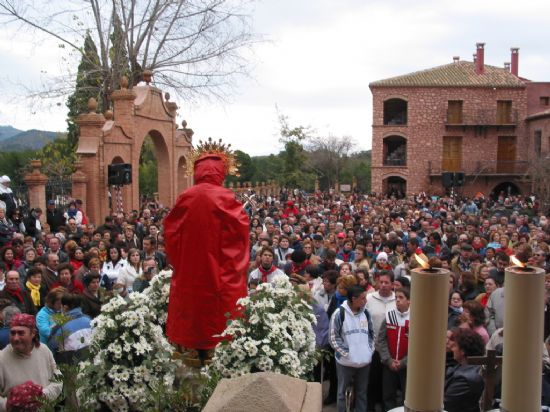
[75,80,192,224]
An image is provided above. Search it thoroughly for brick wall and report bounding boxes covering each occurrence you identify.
[370,86,529,196]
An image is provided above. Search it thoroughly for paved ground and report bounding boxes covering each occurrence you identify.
[320,381,385,412]
[322,403,337,412]
[321,381,337,412]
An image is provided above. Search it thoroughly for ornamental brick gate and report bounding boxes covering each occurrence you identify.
[74,76,193,224]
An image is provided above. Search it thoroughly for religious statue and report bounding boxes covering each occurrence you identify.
[164,138,249,365]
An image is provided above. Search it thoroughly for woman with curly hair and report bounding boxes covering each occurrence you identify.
[462,300,489,344]
[0,246,20,272]
[444,328,485,412]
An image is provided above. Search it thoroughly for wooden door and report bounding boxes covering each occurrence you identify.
[497,136,516,173]
[447,101,463,124]
[442,137,462,172]
[497,101,512,124]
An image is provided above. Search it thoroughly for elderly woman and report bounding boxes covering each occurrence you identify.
[444,328,485,412]
[17,247,37,282]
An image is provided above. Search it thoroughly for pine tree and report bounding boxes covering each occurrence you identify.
[109,11,130,91]
[66,32,102,147]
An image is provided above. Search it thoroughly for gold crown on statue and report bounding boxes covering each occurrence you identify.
[186,137,239,176]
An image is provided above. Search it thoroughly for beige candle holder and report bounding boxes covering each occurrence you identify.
[404,267,450,412]
[501,265,545,412]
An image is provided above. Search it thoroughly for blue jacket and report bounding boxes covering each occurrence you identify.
[36,306,58,343]
[0,327,9,350]
[336,250,356,263]
[312,303,329,349]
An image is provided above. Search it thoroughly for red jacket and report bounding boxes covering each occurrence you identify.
[50,279,85,294]
[385,309,409,360]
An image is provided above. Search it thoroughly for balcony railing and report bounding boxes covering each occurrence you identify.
[384,157,407,166]
[446,108,518,126]
[428,160,529,176]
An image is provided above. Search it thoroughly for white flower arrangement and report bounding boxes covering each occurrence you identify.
[77,289,177,411]
[142,269,173,326]
[210,274,317,379]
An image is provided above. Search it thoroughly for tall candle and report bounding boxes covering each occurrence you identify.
[501,265,545,412]
[405,267,450,412]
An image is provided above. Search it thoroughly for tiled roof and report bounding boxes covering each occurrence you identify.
[370,61,526,88]
[527,108,550,120]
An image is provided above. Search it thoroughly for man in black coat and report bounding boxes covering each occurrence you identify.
[23,208,43,239]
[46,200,65,233]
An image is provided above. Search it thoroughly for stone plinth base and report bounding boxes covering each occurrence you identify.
[203,372,321,412]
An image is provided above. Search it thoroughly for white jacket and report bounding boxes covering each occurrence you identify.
[366,291,396,339]
[329,301,374,368]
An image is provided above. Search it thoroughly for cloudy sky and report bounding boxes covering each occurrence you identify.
[1,0,550,155]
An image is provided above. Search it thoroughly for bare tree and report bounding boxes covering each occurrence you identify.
[306,135,355,190]
[0,0,258,109]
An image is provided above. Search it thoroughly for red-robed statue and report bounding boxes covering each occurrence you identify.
[164,138,249,358]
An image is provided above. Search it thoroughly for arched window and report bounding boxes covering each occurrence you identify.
[383,98,407,125]
[383,176,407,198]
[383,135,407,166]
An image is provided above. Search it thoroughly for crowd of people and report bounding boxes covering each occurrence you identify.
[0,174,549,411]
[245,190,549,412]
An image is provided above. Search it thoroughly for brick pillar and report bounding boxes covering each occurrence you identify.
[111,77,137,127]
[23,160,48,225]
[71,159,89,212]
[111,76,137,211]
[76,98,106,225]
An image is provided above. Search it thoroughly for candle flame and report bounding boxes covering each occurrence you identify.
[510,255,525,268]
[414,253,430,269]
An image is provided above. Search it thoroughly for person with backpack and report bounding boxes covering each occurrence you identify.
[329,284,375,412]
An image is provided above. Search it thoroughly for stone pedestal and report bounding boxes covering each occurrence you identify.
[203,372,321,412]
[23,160,48,224]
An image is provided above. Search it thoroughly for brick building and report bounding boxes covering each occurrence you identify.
[369,43,550,198]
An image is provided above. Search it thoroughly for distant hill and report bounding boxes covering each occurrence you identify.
[0,125,23,142]
[0,128,64,151]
